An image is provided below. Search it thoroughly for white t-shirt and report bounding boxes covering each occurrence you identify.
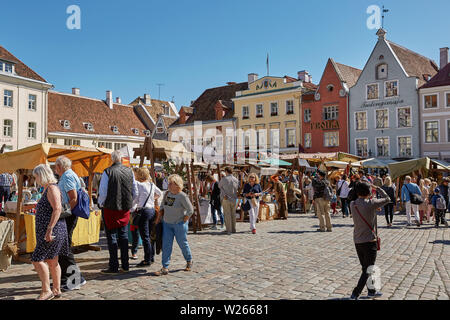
[133,181,162,211]
[337,180,350,198]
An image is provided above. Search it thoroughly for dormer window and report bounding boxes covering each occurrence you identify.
[60,120,71,129]
[111,126,119,134]
[156,123,164,134]
[327,85,334,92]
[162,104,170,116]
[0,61,13,73]
[143,130,151,137]
[84,123,94,131]
[132,128,139,135]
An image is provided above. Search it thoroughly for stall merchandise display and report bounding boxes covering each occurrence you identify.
[0,218,14,271]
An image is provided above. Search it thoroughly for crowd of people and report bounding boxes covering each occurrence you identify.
[3,153,450,301]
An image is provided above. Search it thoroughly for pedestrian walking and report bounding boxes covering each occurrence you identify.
[218,167,239,234]
[271,175,288,220]
[205,175,224,230]
[130,167,140,260]
[133,167,162,267]
[381,176,396,227]
[154,174,194,276]
[303,178,314,214]
[31,164,70,300]
[312,170,332,232]
[243,173,262,234]
[350,181,390,300]
[337,175,350,218]
[54,156,86,291]
[98,151,137,274]
[419,179,429,224]
[438,178,450,226]
[0,172,14,212]
[431,188,449,228]
[401,176,422,227]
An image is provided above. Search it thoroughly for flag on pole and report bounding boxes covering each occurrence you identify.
[266,53,269,76]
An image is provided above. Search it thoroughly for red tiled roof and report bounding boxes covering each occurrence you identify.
[180,106,194,115]
[387,41,439,87]
[302,82,318,90]
[48,91,147,136]
[333,60,362,88]
[420,63,450,89]
[0,45,47,83]
[171,82,248,126]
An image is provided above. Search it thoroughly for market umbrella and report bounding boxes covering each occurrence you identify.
[259,158,291,167]
[325,161,354,169]
[359,158,395,169]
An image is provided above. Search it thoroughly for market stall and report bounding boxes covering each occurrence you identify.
[0,143,112,261]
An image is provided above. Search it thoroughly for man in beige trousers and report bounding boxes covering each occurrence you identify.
[312,170,333,232]
[218,167,239,235]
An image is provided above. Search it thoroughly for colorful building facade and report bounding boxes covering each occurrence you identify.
[301,59,361,153]
[233,73,316,157]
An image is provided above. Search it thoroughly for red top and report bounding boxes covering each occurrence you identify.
[103,208,130,230]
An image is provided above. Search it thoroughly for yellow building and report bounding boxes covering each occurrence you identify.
[233,73,317,157]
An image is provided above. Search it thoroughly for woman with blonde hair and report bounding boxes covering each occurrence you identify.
[381,176,396,227]
[418,179,430,224]
[243,173,262,234]
[154,174,194,276]
[31,164,70,300]
[132,167,162,267]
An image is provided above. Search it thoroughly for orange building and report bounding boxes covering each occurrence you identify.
[301,59,361,153]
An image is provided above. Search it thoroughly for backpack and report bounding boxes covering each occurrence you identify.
[436,196,447,210]
[347,187,357,203]
[71,188,90,219]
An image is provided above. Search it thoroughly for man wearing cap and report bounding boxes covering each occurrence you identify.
[312,170,332,232]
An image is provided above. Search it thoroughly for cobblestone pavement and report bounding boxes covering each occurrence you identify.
[1,211,449,300]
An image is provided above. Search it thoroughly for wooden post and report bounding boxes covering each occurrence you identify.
[148,135,156,182]
[190,162,202,232]
[186,163,196,233]
[14,170,25,256]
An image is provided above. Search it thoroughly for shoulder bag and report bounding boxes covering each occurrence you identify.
[131,183,153,227]
[406,184,424,205]
[354,205,381,251]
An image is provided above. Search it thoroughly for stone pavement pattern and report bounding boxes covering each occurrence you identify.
[0,212,449,300]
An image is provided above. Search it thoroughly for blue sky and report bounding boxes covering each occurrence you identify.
[2,0,449,109]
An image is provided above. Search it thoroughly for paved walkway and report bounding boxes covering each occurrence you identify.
[1,211,449,300]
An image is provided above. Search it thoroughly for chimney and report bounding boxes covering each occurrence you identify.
[106,90,113,109]
[144,94,151,106]
[116,97,121,104]
[248,73,258,83]
[298,70,311,83]
[72,88,80,95]
[440,47,449,70]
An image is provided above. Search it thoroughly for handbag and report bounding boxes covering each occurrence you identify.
[242,199,251,211]
[131,183,153,227]
[406,185,424,205]
[354,205,381,251]
[59,203,72,220]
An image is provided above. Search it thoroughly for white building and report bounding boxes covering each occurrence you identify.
[0,45,52,152]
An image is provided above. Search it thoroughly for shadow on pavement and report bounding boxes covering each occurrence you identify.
[430,240,450,245]
[267,230,317,235]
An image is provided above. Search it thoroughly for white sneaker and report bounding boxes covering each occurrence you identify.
[211,225,218,230]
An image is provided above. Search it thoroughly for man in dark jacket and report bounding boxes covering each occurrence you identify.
[438,178,450,225]
[206,175,223,230]
[98,151,137,273]
[312,170,332,232]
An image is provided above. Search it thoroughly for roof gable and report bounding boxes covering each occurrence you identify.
[0,45,47,83]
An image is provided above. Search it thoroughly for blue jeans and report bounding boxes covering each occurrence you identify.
[162,220,192,269]
[104,221,129,271]
[131,228,140,255]
[211,204,224,225]
[137,208,156,263]
[341,198,349,217]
